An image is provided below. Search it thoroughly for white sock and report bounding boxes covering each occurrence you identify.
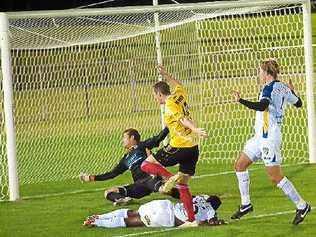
[236,170,250,206]
[98,209,128,220]
[94,217,126,228]
[277,177,306,210]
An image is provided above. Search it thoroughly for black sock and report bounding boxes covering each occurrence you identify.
[106,192,125,202]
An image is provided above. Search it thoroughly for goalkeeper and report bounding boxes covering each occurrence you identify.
[80,127,180,205]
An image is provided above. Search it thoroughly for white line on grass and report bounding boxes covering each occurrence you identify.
[113,206,314,237]
[19,162,309,201]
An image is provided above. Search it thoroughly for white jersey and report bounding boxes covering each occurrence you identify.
[254,80,299,141]
[174,196,216,222]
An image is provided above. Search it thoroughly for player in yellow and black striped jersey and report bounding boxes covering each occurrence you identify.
[140,65,208,227]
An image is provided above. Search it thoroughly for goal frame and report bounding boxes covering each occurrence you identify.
[0,0,314,201]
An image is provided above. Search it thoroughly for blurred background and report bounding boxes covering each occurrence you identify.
[0,0,314,12]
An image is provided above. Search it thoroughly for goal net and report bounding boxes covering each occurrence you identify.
[0,0,313,200]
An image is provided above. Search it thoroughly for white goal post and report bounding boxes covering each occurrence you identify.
[0,0,314,201]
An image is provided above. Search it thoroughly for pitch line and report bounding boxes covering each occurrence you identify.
[113,206,314,237]
[19,162,308,201]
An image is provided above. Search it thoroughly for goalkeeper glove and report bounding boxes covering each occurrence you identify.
[79,172,95,182]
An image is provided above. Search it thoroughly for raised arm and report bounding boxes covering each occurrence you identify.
[139,127,169,149]
[286,79,302,108]
[157,65,182,86]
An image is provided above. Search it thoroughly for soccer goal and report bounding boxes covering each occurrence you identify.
[0,0,314,201]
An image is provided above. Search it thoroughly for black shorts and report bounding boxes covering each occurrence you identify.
[154,145,199,176]
[118,176,163,199]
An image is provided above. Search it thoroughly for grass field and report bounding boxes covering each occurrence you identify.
[0,163,315,237]
[0,7,316,237]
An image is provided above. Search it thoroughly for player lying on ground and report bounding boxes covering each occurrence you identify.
[79,128,180,206]
[141,65,208,227]
[231,58,311,225]
[83,194,225,228]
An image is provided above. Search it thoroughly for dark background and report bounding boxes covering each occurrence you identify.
[0,0,215,11]
[0,0,315,12]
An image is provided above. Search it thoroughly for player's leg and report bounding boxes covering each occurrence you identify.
[264,142,311,225]
[162,146,199,224]
[104,187,124,202]
[175,174,196,224]
[104,186,132,206]
[141,147,175,178]
[114,183,153,206]
[84,209,132,228]
[142,175,181,199]
[231,137,260,219]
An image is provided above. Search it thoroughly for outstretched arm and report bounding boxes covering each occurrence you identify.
[157,65,182,86]
[180,117,208,138]
[80,159,127,182]
[232,90,269,111]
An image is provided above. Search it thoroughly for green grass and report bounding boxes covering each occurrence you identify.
[0,163,315,237]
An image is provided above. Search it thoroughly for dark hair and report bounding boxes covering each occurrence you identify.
[153,81,171,95]
[123,128,141,143]
[206,195,222,210]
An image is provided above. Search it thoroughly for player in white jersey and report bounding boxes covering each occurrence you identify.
[83,195,225,228]
[231,58,311,225]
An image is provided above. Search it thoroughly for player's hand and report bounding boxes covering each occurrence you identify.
[287,79,295,91]
[79,172,91,183]
[193,128,208,138]
[232,90,241,102]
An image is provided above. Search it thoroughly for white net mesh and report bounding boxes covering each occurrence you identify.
[0,0,312,198]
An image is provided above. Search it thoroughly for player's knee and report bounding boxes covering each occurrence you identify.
[234,153,250,171]
[234,159,244,171]
[104,187,119,199]
[145,155,159,164]
[176,172,190,184]
[269,175,283,185]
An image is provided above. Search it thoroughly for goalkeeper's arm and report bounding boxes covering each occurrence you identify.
[139,127,169,149]
[80,160,127,182]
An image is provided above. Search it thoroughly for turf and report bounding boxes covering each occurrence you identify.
[0,163,315,237]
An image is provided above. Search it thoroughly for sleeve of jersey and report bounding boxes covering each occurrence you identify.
[287,90,302,107]
[139,127,169,149]
[94,159,127,181]
[206,208,216,221]
[261,85,273,102]
[239,98,270,111]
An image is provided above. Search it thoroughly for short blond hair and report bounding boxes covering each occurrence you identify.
[260,58,280,79]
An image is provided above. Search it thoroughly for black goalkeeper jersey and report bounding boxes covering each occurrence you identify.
[94,127,169,182]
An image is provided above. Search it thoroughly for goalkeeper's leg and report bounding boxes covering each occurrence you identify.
[104,187,126,202]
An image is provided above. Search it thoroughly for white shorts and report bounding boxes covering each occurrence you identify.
[243,136,282,166]
[138,200,175,227]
